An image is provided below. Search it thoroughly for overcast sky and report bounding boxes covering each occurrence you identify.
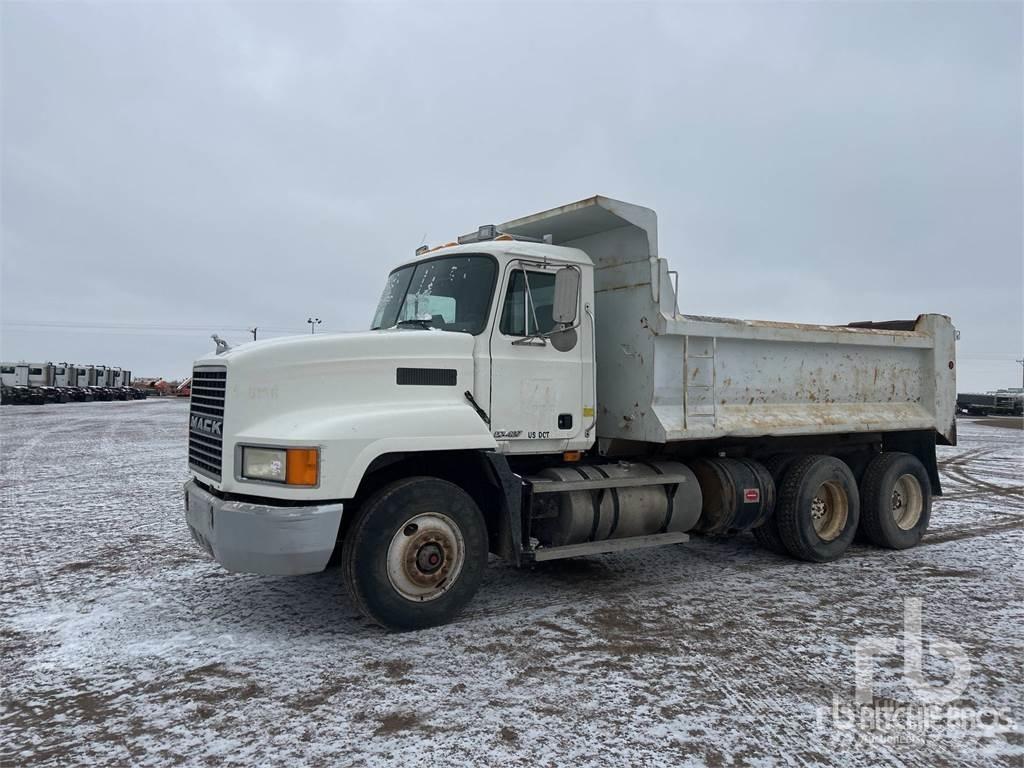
[2,1,1021,391]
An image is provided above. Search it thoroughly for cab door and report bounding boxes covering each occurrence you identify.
[488,261,583,454]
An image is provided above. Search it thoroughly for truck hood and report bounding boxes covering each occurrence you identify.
[193,329,477,414]
[189,328,491,499]
[196,328,476,372]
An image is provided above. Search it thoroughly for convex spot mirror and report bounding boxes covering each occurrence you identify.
[552,267,580,324]
[550,326,578,352]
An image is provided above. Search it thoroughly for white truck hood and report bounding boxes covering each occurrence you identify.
[189,328,495,500]
[196,327,474,372]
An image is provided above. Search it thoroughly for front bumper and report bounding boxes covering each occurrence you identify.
[184,479,344,575]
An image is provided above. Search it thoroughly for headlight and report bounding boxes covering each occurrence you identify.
[241,447,287,482]
[240,446,319,486]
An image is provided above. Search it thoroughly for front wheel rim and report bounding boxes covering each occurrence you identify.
[386,512,466,602]
[891,474,924,530]
[810,480,849,542]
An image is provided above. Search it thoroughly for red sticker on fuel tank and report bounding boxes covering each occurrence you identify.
[744,488,760,503]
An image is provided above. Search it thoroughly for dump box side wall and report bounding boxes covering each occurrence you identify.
[646,313,957,445]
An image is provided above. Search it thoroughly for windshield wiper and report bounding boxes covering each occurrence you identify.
[394,319,434,329]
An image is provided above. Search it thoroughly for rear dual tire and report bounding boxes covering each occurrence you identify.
[775,455,860,562]
[858,452,931,549]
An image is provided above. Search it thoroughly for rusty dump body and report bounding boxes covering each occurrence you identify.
[500,196,958,452]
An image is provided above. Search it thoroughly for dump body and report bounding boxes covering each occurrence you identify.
[500,196,957,450]
[601,308,957,448]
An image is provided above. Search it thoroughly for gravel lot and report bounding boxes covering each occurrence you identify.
[2,399,1021,766]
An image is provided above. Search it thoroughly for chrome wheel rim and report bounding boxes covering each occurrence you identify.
[891,474,923,530]
[386,512,465,602]
[811,480,848,542]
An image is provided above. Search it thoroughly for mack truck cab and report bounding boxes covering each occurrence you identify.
[184,196,955,630]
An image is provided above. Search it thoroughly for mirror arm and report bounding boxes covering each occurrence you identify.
[544,320,581,337]
[510,319,581,346]
[522,267,541,337]
[510,336,548,347]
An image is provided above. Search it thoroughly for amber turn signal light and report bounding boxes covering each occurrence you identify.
[286,448,319,486]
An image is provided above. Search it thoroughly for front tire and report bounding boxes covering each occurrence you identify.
[341,477,488,631]
[776,455,860,562]
[858,452,931,549]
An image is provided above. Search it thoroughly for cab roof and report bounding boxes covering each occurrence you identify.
[390,240,593,272]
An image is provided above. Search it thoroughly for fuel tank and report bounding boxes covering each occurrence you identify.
[689,458,775,534]
[528,460,703,548]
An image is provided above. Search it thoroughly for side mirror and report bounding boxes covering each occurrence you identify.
[552,268,580,324]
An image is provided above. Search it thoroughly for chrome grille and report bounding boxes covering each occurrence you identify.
[188,367,226,479]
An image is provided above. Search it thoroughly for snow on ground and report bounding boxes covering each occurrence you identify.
[1,400,1021,766]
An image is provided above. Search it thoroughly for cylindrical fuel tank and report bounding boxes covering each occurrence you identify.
[690,458,775,535]
[528,460,703,548]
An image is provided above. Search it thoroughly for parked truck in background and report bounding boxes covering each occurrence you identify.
[184,196,957,630]
[25,363,54,388]
[76,365,96,388]
[957,390,1024,417]
[1,361,142,405]
[0,363,30,387]
[54,364,78,387]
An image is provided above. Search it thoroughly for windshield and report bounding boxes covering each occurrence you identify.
[371,254,497,334]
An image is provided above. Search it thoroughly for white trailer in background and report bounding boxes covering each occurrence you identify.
[184,195,957,630]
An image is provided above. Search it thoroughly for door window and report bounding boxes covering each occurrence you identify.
[500,270,557,337]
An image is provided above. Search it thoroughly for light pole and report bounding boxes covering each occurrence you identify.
[307,317,322,335]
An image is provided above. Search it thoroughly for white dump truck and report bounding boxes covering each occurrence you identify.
[184,196,956,630]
